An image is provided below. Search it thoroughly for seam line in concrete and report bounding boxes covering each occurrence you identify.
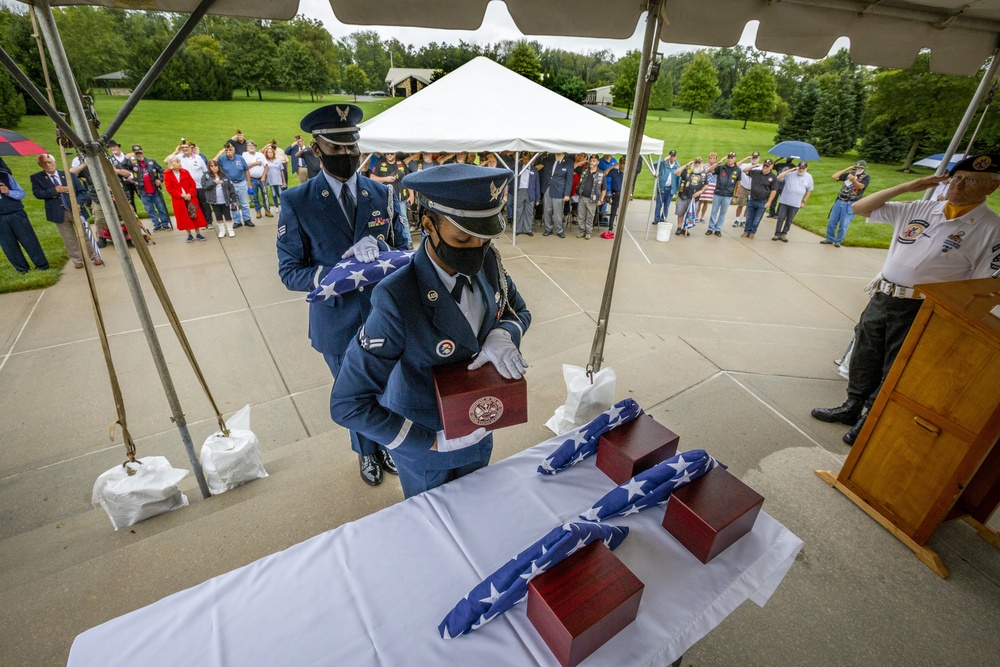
[724,371,832,454]
[0,289,44,374]
[524,255,587,315]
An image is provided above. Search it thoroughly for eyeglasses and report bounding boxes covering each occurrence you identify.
[950,174,994,186]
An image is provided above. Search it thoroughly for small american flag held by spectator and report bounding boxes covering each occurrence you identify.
[439,522,629,638]
[537,398,643,475]
[305,249,415,302]
[579,449,723,522]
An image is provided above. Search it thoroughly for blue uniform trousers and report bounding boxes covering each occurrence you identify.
[397,435,493,498]
[323,353,381,458]
[0,210,48,273]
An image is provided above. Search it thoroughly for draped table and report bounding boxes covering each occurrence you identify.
[69,434,803,666]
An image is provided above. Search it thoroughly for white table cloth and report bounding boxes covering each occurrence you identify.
[69,435,803,667]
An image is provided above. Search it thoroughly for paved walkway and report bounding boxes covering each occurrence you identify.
[1,202,997,665]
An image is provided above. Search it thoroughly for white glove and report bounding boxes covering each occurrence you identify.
[342,235,379,263]
[435,427,488,453]
[467,328,528,379]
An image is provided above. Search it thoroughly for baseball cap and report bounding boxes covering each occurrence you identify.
[798,161,808,168]
[762,159,774,166]
[668,150,677,156]
[855,160,868,169]
[751,151,760,158]
[949,153,1000,176]
[132,144,143,153]
[727,151,736,158]
[693,157,703,163]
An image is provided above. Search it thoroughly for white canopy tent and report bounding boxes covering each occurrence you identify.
[359,56,663,155]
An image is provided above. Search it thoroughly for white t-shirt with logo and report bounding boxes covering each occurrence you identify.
[243,151,266,179]
[868,200,1000,287]
[778,171,814,208]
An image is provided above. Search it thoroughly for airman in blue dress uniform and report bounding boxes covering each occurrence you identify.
[277,103,410,486]
[330,164,531,498]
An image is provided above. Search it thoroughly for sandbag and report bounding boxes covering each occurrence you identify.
[545,365,616,435]
[92,456,189,531]
[200,404,268,495]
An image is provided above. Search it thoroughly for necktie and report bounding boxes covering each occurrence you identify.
[340,185,356,225]
[51,174,70,210]
[450,275,473,303]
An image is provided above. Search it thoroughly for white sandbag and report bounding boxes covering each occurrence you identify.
[545,365,617,435]
[92,456,189,531]
[200,404,268,495]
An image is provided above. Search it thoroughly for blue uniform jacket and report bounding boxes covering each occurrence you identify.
[277,173,409,356]
[329,241,530,473]
[30,170,90,223]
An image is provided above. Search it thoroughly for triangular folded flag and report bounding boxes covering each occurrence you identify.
[537,398,643,475]
[439,522,629,638]
[579,449,723,522]
[305,249,415,302]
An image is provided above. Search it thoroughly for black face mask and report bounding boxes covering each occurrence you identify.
[430,221,491,276]
[320,152,360,180]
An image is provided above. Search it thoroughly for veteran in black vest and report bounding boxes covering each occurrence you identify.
[330,164,531,498]
[277,103,410,486]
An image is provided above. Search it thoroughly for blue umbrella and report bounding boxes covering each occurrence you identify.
[912,153,966,169]
[769,141,820,162]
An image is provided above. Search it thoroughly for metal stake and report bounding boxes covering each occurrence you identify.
[33,0,210,498]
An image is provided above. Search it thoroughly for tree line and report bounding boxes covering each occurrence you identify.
[0,5,995,168]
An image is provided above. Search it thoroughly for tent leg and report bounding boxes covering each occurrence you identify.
[644,154,658,240]
[586,0,664,375]
[512,151,519,247]
[923,43,1000,199]
[101,0,216,143]
[34,0,211,499]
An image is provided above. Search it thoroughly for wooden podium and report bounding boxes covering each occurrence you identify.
[816,277,1000,578]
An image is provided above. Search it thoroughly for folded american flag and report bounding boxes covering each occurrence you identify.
[305,250,415,302]
[579,450,723,522]
[537,398,643,475]
[439,522,629,638]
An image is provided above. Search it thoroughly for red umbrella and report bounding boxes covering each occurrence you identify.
[0,128,48,156]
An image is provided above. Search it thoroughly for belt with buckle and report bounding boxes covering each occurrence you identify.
[874,279,922,299]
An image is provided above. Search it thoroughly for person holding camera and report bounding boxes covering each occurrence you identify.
[823,160,870,247]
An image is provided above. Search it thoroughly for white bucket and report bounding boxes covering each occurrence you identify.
[656,222,673,242]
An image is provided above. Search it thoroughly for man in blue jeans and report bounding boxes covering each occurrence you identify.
[218,144,253,227]
[823,160,870,247]
[129,145,172,231]
[740,158,778,238]
[654,150,679,223]
[707,151,742,233]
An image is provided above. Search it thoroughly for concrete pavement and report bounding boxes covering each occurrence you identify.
[1,202,998,666]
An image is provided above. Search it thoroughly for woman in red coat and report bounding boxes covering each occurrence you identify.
[164,156,207,242]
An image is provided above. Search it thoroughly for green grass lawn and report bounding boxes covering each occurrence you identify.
[0,92,402,294]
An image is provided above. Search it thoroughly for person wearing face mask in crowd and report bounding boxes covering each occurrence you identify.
[277,103,410,488]
[330,163,531,498]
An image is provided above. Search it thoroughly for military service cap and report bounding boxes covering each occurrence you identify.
[403,164,513,239]
[300,104,364,145]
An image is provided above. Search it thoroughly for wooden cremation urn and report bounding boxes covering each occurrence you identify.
[596,415,680,484]
[433,360,527,439]
[662,466,764,564]
[527,541,644,667]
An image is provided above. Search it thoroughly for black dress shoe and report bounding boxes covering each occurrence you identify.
[843,413,867,446]
[811,398,862,424]
[378,449,398,475]
[542,231,552,236]
[244,220,256,227]
[358,454,383,486]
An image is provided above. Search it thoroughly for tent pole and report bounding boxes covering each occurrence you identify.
[923,41,1000,200]
[100,0,216,143]
[34,0,211,499]
[512,151,519,246]
[586,0,663,376]
[0,45,83,145]
[644,154,658,240]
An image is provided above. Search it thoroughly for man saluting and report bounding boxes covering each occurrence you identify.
[277,104,410,487]
[330,164,531,498]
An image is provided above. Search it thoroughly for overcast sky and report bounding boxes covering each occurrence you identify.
[299,0,848,60]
